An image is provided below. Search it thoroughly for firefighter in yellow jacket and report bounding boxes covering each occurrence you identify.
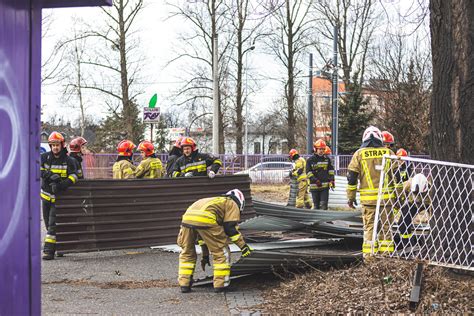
[347,126,395,258]
[112,140,136,179]
[289,149,312,209]
[177,189,252,293]
[135,141,163,178]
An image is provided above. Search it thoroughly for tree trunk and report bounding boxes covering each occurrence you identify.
[74,42,85,137]
[285,0,296,149]
[118,0,132,140]
[235,2,244,155]
[430,0,474,164]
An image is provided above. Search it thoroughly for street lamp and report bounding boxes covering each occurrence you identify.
[244,44,255,170]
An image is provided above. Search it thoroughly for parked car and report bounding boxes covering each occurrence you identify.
[237,161,293,183]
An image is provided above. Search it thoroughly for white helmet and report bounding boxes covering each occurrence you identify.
[362,126,383,143]
[226,189,245,212]
[411,173,429,193]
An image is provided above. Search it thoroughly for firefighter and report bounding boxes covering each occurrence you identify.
[394,148,412,183]
[382,131,395,149]
[135,141,163,178]
[306,139,335,210]
[40,131,78,260]
[395,173,431,249]
[165,136,184,177]
[172,137,222,178]
[346,126,395,258]
[69,136,87,179]
[177,189,252,293]
[288,149,312,209]
[112,140,136,179]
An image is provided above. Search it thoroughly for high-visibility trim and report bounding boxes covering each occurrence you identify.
[347,184,358,190]
[179,262,196,268]
[378,240,395,252]
[297,175,307,181]
[401,233,413,239]
[214,159,223,166]
[178,269,194,275]
[360,148,390,160]
[197,240,205,246]
[68,174,78,183]
[361,160,374,189]
[45,235,56,244]
[229,234,241,242]
[359,193,394,201]
[40,191,56,203]
[214,270,231,276]
[328,170,335,175]
[213,263,230,269]
[40,167,46,171]
[181,215,216,225]
[172,171,180,177]
[362,242,378,253]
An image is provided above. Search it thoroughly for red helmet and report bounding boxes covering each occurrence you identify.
[117,140,136,157]
[180,137,197,151]
[382,131,395,145]
[48,131,65,147]
[174,136,184,148]
[313,139,326,150]
[396,148,408,157]
[324,146,332,155]
[69,137,87,153]
[138,141,155,157]
[289,149,298,159]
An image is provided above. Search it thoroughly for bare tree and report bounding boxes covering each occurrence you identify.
[429,0,473,163]
[263,0,315,149]
[167,0,234,153]
[313,0,380,85]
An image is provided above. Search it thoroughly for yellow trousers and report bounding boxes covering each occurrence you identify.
[295,180,312,209]
[361,204,394,257]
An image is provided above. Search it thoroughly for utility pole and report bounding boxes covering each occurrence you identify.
[212,34,219,155]
[307,53,313,154]
[331,25,338,156]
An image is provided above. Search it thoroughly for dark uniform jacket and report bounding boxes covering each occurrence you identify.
[166,147,182,177]
[306,154,335,191]
[40,149,78,203]
[172,150,222,177]
[69,153,84,179]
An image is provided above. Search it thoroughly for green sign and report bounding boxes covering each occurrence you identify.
[149,93,158,108]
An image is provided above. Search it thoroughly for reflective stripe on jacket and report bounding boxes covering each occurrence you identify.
[172,151,222,177]
[40,150,78,202]
[135,157,163,179]
[306,154,334,191]
[291,157,308,182]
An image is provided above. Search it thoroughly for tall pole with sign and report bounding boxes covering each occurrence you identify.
[144,94,160,142]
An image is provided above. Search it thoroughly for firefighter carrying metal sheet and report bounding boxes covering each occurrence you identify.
[306,139,335,210]
[288,149,312,209]
[40,132,78,260]
[68,136,87,179]
[172,137,222,178]
[112,140,136,179]
[346,126,395,259]
[177,189,252,293]
[135,141,163,179]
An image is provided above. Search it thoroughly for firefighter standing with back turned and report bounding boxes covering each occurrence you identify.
[306,139,335,210]
[172,137,222,178]
[346,126,395,259]
[40,132,78,260]
[69,136,87,179]
[134,141,163,178]
[288,149,312,209]
[177,189,252,293]
[112,140,136,179]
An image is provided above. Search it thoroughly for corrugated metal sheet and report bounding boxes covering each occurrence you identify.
[55,175,255,254]
[253,200,361,224]
[240,215,309,231]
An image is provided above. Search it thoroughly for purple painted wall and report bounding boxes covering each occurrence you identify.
[0,0,110,314]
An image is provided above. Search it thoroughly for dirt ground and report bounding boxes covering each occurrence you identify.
[250,184,473,314]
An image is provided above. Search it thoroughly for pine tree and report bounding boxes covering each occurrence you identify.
[154,116,168,152]
[338,72,375,154]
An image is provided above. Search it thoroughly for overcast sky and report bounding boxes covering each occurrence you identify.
[41,0,429,127]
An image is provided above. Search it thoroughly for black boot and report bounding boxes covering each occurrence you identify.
[42,235,56,260]
[180,286,191,293]
[42,251,54,260]
[214,287,226,293]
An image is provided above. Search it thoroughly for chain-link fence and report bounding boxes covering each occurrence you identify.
[373,155,473,271]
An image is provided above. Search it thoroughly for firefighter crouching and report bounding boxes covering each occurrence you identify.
[177,189,252,293]
[172,137,222,179]
[347,126,395,258]
[113,140,136,179]
[306,139,335,210]
[135,141,163,178]
[40,131,78,260]
[69,136,87,179]
[288,149,312,209]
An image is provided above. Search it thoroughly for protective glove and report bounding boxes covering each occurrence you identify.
[240,244,253,258]
[329,181,335,190]
[184,172,193,177]
[208,171,216,179]
[348,200,358,209]
[49,174,61,183]
[315,179,322,187]
[288,170,293,178]
[50,183,58,194]
[200,256,210,271]
[42,170,53,180]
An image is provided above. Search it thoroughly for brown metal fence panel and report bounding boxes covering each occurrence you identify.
[55,175,255,254]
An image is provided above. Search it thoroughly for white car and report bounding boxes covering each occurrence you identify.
[237,161,294,183]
